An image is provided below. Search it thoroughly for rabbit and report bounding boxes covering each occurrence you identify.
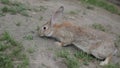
[38,6,117,66]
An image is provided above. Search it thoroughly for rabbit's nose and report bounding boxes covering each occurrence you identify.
[38,30,43,36]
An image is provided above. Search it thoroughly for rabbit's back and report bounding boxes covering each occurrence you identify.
[52,22,116,59]
[72,27,116,59]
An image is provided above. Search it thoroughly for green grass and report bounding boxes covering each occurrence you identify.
[0,11,5,16]
[80,0,120,15]
[0,31,29,68]
[86,6,94,10]
[103,63,120,68]
[0,53,13,68]
[16,22,21,26]
[0,0,10,4]
[56,50,80,68]
[23,35,33,40]
[74,51,94,65]
[92,23,106,31]
[0,31,20,46]
[27,47,35,54]
[17,57,29,68]
[0,0,29,16]
[56,49,96,67]
[39,16,43,21]
[69,11,78,15]
[39,6,47,12]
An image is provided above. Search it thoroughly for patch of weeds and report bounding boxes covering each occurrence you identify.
[39,16,43,21]
[0,0,29,16]
[22,57,29,67]
[1,6,9,13]
[69,11,78,15]
[57,50,70,58]
[0,31,29,68]
[65,57,80,68]
[33,6,47,12]
[56,48,96,67]
[0,53,13,68]
[103,63,120,68]
[86,6,94,10]
[20,11,29,16]
[74,51,94,65]
[1,5,25,15]
[0,0,10,4]
[56,50,80,68]
[92,23,106,31]
[80,0,120,15]
[0,42,10,51]
[11,45,23,57]
[0,31,20,46]
[16,22,21,26]
[23,35,33,40]
[39,6,47,11]
[17,57,29,68]
[0,12,5,16]
[27,47,35,54]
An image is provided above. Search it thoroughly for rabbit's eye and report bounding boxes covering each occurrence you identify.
[44,27,46,30]
[43,26,47,30]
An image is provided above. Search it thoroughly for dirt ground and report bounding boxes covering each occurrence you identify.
[0,0,120,68]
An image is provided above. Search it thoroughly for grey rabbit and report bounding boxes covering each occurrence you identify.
[38,6,117,66]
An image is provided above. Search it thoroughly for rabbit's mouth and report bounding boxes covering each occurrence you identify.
[39,31,54,37]
[47,31,54,37]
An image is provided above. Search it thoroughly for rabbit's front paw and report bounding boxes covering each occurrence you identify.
[100,60,108,66]
[55,42,63,46]
[99,56,111,66]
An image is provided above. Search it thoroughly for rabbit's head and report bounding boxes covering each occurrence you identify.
[39,6,64,37]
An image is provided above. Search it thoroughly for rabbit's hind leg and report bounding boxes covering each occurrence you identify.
[99,54,112,66]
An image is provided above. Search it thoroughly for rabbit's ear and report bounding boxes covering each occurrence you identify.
[50,6,64,25]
